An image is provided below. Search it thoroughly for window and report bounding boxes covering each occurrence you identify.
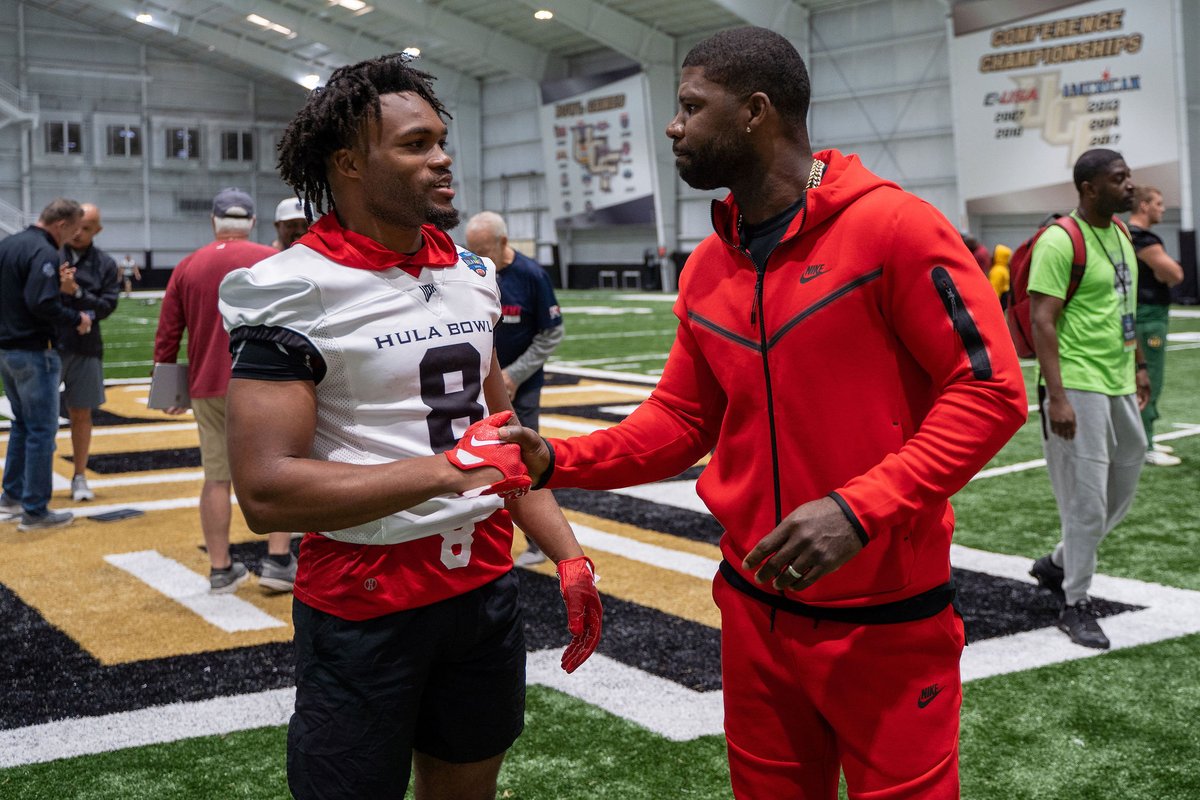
[220,130,254,162]
[165,126,200,160]
[44,121,82,155]
[106,124,142,157]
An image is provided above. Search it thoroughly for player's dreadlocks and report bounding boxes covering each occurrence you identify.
[277,53,451,219]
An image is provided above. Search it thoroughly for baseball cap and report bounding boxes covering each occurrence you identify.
[275,197,306,223]
[212,187,255,218]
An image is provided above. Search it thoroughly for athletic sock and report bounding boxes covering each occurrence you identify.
[268,553,293,567]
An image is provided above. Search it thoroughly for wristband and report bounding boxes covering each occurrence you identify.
[529,438,556,491]
[1137,363,1148,371]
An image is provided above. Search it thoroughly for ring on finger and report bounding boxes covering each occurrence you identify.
[785,564,807,581]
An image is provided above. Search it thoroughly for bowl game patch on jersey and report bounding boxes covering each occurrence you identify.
[462,252,488,277]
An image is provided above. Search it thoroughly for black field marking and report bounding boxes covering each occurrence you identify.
[90,408,165,427]
[72,447,202,473]
[0,566,721,728]
[0,581,295,729]
[543,372,583,387]
[552,487,724,545]
[0,537,1144,729]
[544,403,636,424]
[519,566,722,691]
[953,567,1141,640]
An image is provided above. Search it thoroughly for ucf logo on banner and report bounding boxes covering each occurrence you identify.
[540,66,656,228]
[948,0,1181,214]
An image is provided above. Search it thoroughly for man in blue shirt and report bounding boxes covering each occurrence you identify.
[466,211,564,565]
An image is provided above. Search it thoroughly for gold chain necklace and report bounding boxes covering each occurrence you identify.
[806,157,825,189]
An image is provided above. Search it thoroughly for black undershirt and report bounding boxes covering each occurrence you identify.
[229,327,326,384]
[741,196,804,270]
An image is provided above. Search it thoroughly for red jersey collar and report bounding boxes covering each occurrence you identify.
[298,212,459,277]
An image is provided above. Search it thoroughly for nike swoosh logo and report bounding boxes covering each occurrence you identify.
[469,435,504,447]
[456,450,485,466]
[917,686,944,709]
[799,269,829,284]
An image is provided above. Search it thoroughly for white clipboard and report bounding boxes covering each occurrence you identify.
[147,363,190,410]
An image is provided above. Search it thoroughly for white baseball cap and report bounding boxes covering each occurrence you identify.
[274,197,306,223]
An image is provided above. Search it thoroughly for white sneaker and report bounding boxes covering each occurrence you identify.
[1145,450,1182,467]
[1153,443,1175,454]
[71,475,94,502]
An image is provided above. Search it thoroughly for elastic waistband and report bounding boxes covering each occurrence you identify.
[718,559,954,625]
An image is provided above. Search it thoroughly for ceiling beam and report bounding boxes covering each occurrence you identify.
[77,0,341,88]
[513,0,674,66]
[352,0,566,82]
[704,0,807,42]
[203,0,471,91]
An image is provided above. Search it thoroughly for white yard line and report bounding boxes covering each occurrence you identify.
[0,689,296,768]
[545,365,660,385]
[103,551,284,633]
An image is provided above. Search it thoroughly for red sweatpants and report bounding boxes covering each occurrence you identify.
[714,574,964,799]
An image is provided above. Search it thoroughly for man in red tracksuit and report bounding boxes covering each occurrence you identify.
[505,27,1026,799]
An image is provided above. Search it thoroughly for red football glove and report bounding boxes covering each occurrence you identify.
[445,411,531,498]
[558,555,602,673]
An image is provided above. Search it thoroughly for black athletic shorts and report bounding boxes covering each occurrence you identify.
[287,570,526,800]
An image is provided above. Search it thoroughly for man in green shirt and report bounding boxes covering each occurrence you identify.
[1027,148,1150,650]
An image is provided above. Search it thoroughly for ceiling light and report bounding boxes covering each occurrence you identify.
[329,0,372,14]
[299,74,322,90]
[402,47,421,58]
[246,13,296,38]
[135,12,153,24]
[534,10,553,20]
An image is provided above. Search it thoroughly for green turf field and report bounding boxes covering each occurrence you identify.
[2,290,1199,799]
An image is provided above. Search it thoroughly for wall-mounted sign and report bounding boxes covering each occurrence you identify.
[949,0,1180,214]
[540,66,656,228]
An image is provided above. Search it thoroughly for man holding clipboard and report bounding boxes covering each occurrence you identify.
[152,188,295,594]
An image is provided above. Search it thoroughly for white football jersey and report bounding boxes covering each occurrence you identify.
[219,242,505,546]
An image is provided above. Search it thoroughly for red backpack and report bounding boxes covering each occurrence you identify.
[1005,213,1128,359]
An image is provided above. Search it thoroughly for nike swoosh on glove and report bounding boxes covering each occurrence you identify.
[445,411,531,498]
[557,555,602,673]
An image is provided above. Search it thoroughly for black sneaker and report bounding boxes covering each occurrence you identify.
[1030,554,1065,603]
[1058,600,1110,649]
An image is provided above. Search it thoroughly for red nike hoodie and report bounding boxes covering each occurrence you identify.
[546,150,1026,609]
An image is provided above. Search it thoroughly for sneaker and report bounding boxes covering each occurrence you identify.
[17,509,75,531]
[515,547,548,567]
[71,475,95,502]
[1029,554,1065,603]
[1154,443,1175,454]
[259,555,297,593]
[1058,599,1110,649]
[0,494,21,521]
[210,562,250,594]
[1145,450,1182,467]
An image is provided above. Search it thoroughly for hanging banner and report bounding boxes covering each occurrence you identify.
[949,0,1180,214]
[540,66,656,228]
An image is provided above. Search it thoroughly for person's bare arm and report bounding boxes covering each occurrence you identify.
[226,377,499,533]
[1031,291,1074,440]
[1135,244,1184,288]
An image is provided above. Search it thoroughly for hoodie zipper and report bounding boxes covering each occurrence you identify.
[932,266,992,380]
[741,203,807,526]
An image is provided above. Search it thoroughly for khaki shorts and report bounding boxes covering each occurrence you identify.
[191,396,231,481]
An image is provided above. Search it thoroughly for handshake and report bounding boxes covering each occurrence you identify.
[444,410,547,499]
[445,411,600,674]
